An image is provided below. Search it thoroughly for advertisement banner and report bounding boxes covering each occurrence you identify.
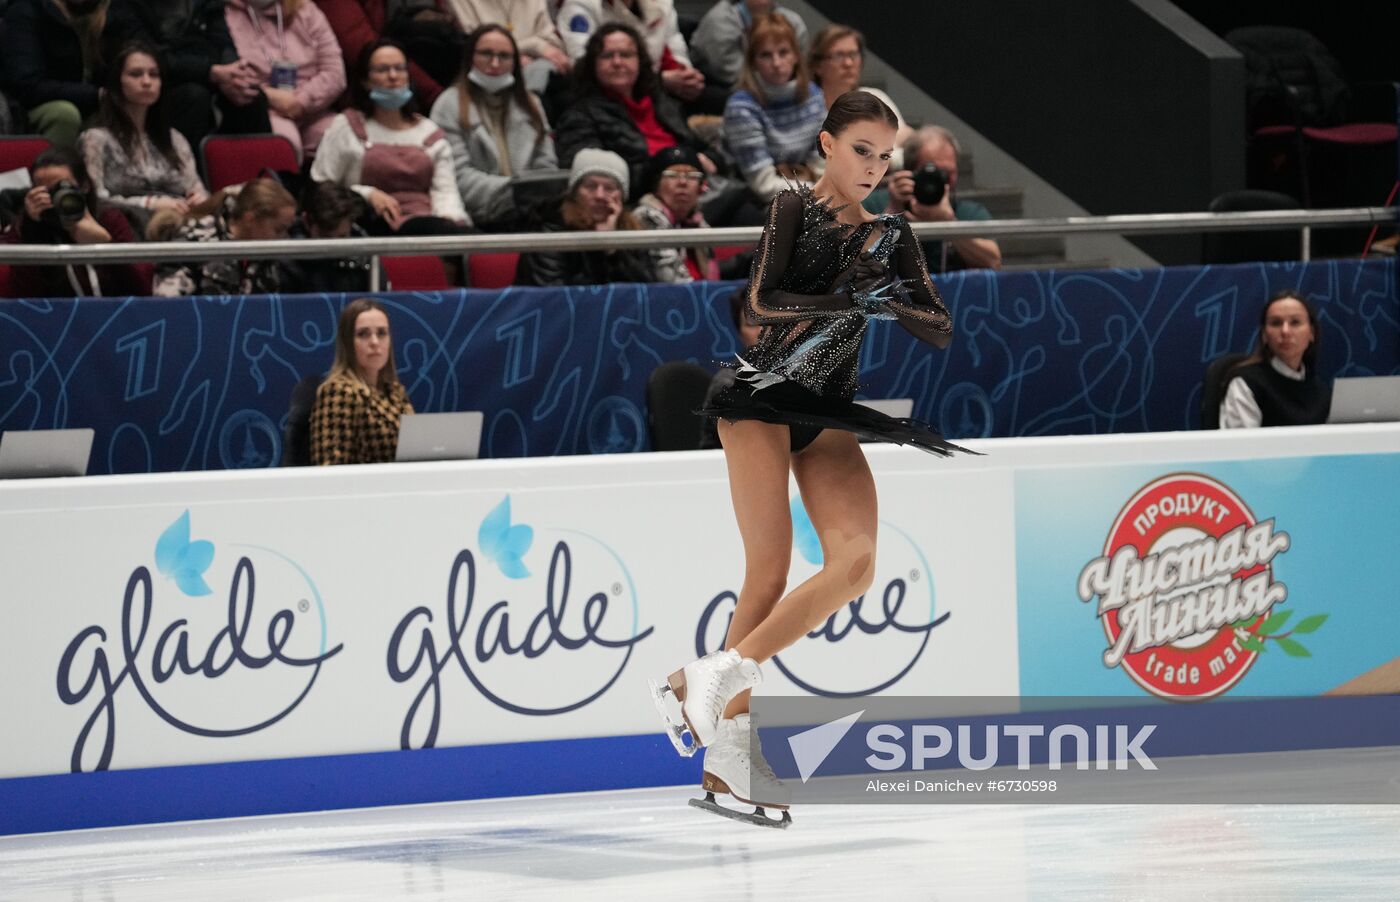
[0,454,1017,780]
[1015,453,1400,698]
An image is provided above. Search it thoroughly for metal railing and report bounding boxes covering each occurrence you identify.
[0,206,1391,272]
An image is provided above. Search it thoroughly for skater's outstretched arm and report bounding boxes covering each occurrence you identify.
[744,190,867,325]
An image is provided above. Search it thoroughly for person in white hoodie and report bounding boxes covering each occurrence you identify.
[429,23,558,227]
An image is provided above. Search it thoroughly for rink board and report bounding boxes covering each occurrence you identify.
[2,424,1399,833]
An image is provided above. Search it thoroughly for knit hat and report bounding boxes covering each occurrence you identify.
[644,145,705,194]
[568,148,630,196]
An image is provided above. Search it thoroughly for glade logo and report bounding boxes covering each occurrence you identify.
[1076,473,1328,700]
[387,495,653,747]
[56,511,343,772]
[696,498,950,697]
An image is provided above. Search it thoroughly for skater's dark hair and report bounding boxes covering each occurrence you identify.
[817,90,898,158]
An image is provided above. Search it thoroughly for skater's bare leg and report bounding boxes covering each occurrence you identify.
[735,429,878,663]
[717,417,793,719]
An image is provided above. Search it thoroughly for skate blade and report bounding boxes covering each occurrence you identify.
[648,678,697,757]
[689,792,792,829]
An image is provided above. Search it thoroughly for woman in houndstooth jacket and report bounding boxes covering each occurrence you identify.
[310,298,415,465]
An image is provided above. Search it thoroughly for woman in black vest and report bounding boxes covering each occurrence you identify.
[1219,290,1331,428]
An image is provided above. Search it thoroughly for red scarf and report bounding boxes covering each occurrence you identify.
[609,89,677,156]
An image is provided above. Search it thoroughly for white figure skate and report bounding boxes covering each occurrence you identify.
[691,713,792,829]
[648,649,761,757]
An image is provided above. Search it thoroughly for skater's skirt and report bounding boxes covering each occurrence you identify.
[697,374,975,458]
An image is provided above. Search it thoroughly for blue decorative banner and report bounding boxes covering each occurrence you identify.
[0,259,1395,474]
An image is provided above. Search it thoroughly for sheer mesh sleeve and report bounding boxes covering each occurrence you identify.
[744,190,856,325]
[884,218,954,349]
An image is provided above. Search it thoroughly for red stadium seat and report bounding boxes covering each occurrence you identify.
[713,244,753,262]
[200,134,299,191]
[0,136,53,175]
[382,255,449,291]
[468,252,518,288]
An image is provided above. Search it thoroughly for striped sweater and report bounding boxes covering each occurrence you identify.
[722,87,826,199]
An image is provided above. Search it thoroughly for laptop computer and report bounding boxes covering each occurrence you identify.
[0,428,94,478]
[395,411,485,463]
[1326,376,1400,424]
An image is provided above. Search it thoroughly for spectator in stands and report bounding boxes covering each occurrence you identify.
[554,23,704,202]
[689,0,807,91]
[4,146,146,298]
[556,0,708,107]
[379,0,465,90]
[722,12,824,203]
[884,124,1001,271]
[514,147,658,286]
[443,0,570,79]
[225,0,348,162]
[0,0,108,147]
[430,24,558,229]
[284,181,372,292]
[315,0,447,107]
[148,177,298,295]
[633,145,717,283]
[809,24,909,166]
[311,39,471,235]
[311,297,415,465]
[79,43,210,228]
[1219,291,1331,429]
[104,0,271,147]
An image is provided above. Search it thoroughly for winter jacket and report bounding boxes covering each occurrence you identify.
[428,83,557,225]
[514,198,657,286]
[553,88,694,201]
[0,0,101,113]
[314,0,444,105]
[632,191,716,283]
[225,0,347,124]
[103,0,237,86]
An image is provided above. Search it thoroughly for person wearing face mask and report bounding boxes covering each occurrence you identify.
[689,0,807,91]
[633,145,719,284]
[312,39,471,235]
[429,23,558,229]
[225,0,347,161]
[0,0,109,147]
[722,12,825,203]
[147,177,299,296]
[514,147,659,286]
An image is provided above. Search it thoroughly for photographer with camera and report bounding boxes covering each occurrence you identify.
[884,125,1000,271]
[4,147,146,298]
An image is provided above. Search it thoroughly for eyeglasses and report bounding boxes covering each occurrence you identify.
[598,50,639,62]
[369,63,409,75]
[821,50,862,63]
[473,50,515,64]
[660,171,704,184]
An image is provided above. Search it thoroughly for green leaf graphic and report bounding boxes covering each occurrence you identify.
[1239,635,1266,652]
[1277,638,1311,658]
[1258,610,1293,634]
[1292,614,1328,634]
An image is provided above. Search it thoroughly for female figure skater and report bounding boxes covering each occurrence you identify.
[650,90,964,828]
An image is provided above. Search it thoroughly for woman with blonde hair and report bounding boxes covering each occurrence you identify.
[722,12,825,202]
[225,0,348,160]
[311,298,415,465]
[150,177,298,295]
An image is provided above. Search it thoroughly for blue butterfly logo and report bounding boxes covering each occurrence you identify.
[478,495,533,580]
[154,510,215,597]
[790,496,824,566]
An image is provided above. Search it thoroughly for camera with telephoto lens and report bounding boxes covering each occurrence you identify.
[911,163,949,206]
[46,180,87,226]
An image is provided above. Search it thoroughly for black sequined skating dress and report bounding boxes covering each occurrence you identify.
[700,186,970,455]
